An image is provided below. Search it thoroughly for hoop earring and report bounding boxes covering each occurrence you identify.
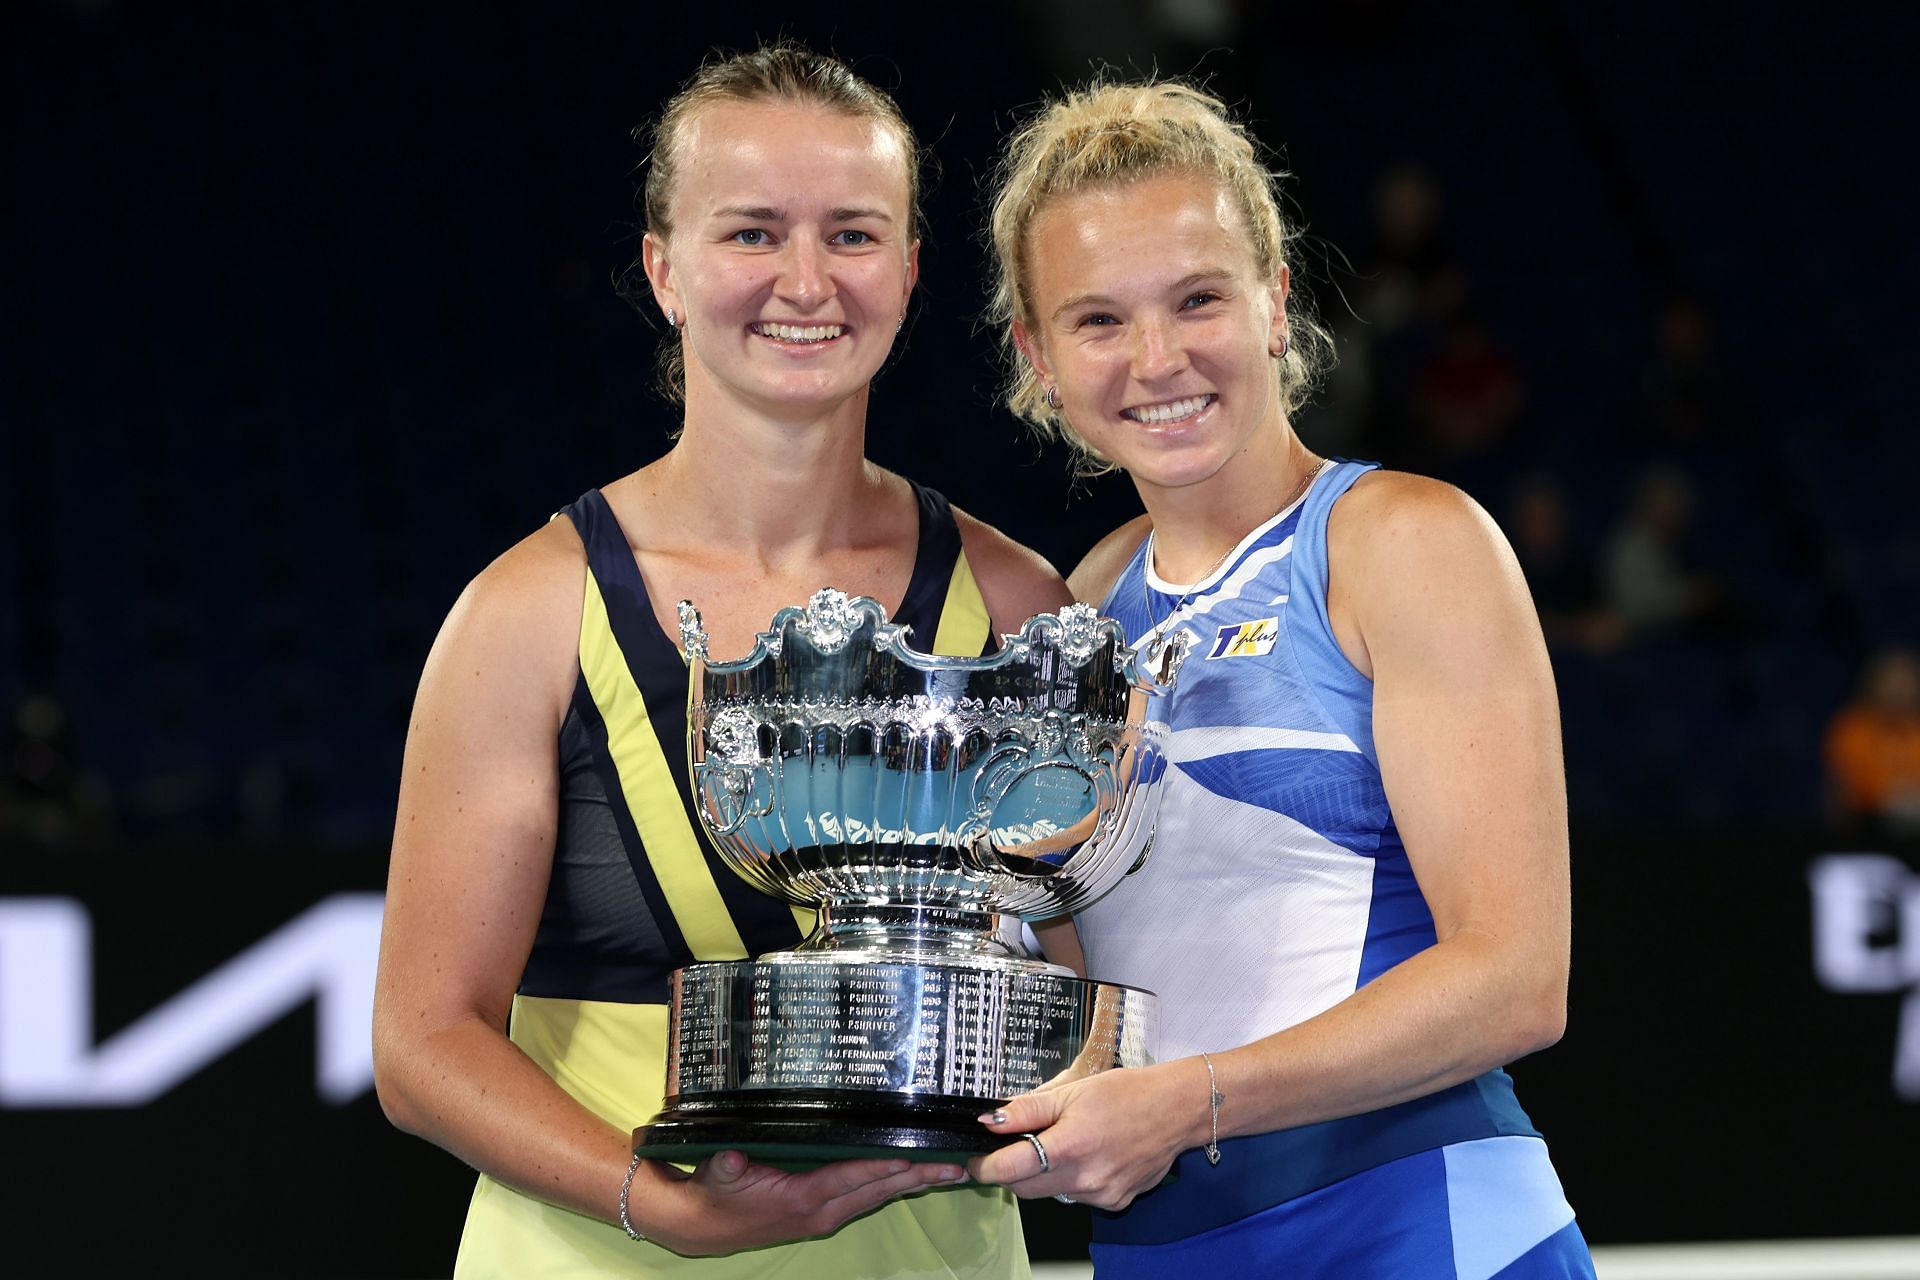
[666,308,678,328]
[1045,385,1060,411]
[1272,334,1289,359]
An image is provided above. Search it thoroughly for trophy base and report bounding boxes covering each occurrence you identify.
[639,955,1156,1165]
[634,1088,1008,1167]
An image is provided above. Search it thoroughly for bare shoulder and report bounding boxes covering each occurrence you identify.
[381,516,585,1052]
[1067,514,1154,606]
[422,516,586,713]
[484,513,588,594]
[1329,469,1515,579]
[950,506,1073,632]
[1328,469,1538,679]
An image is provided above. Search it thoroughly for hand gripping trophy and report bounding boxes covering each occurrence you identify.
[633,589,1188,1163]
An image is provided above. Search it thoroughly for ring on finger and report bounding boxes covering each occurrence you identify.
[1022,1132,1051,1175]
[1054,1193,1077,1204]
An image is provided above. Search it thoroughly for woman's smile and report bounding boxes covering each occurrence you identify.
[750,321,848,346]
[1121,393,1217,426]
[644,98,918,415]
[1018,172,1288,493]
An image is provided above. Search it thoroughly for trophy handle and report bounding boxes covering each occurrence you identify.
[1131,626,1194,693]
[968,741,1033,822]
[692,760,777,837]
[967,741,1109,875]
[676,599,710,661]
[1124,829,1155,876]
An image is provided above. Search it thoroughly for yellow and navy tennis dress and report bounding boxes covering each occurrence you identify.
[453,483,1028,1279]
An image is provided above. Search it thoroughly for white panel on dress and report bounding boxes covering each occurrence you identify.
[1077,767,1374,1061]
[1167,724,1361,761]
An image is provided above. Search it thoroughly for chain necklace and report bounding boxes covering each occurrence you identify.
[1146,454,1324,631]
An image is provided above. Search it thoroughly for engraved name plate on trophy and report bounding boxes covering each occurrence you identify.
[632,590,1187,1162]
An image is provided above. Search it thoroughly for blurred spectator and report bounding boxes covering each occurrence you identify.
[1506,473,1624,654]
[1823,647,1920,835]
[0,693,117,846]
[1630,293,1769,513]
[1361,163,1466,336]
[1641,293,1726,449]
[1600,465,1725,640]
[1326,163,1468,450]
[1411,306,1525,468]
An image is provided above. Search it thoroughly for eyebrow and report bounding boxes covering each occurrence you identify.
[1050,270,1237,321]
[710,204,896,224]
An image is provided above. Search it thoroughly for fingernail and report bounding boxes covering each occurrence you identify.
[979,1109,1009,1125]
[943,1168,970,1183]
[889,1161,910,1174]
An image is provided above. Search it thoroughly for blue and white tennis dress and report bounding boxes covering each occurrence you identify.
[1077,459,1594,1278]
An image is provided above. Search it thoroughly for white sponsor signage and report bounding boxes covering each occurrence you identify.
[0,894,384,1107]
[1808,854,1920,1101]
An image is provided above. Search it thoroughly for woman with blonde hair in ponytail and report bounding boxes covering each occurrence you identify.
[969,79,1596,1278]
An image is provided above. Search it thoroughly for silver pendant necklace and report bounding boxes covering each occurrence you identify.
[1146,455,1324,630]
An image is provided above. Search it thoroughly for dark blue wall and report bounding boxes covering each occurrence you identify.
[7,1,1915,847]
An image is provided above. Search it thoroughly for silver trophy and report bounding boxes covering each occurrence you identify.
[633,589,1188,1163]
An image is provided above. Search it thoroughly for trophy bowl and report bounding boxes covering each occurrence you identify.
[633,589,1187,1164]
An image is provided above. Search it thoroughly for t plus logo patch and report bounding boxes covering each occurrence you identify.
[1206,617,1279,660]
[1808,854,1920,1101]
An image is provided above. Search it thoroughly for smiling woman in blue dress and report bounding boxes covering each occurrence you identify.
[967,80,1597,1278]
[370,44,1064,1278]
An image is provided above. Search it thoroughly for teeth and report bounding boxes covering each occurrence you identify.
[754,322,845,343]
[1124,394,1213,425]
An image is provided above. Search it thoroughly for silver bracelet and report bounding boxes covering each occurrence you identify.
[1199,1051,1224,1166]
[618,1149,647,1242]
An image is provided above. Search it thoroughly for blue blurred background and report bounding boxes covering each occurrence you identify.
[6,1,1914,849]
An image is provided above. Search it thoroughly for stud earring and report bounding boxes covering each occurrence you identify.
[666,308,678,328]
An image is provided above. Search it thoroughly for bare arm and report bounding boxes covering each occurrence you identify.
[373,522,601,1204]
[1211,473,1570,1119]
[1030,917,1086,975]
[972,473,1570,1207]
[373,522,958,1253]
